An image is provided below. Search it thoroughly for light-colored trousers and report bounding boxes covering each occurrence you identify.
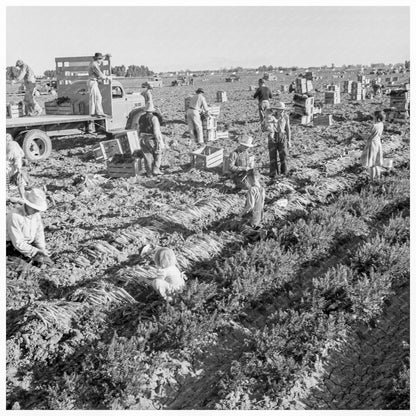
[186,108,204,144]
[259,100,270,122]
[88,80,104,116]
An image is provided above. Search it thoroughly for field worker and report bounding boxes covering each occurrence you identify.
[6,188,53,266]
[88,52,110,117]
[361,110,385,182]
[139,102,165,176]
[141,82,154,107]
[266,102,291,180]
[13,59,41,116]
[239,169,265,228]
[151,247,186,301]
[253,78,272,122]
[228,135,256,189]
[186,88,209,145]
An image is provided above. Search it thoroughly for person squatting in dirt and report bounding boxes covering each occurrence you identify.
[227,135,256,190]
[150,247,186,301]
[361,110,385,182]
[263,102,291,181]
[88,52,110,117]
[186,88,209,145]
[253,78,272,122]
[239,169,265,228]
[13,59,42,116]
[6,188,54,267]
[139,102,166,176]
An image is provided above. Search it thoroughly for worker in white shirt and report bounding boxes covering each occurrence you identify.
[186,88,209,145]
[6,133,28,198]
[13,59,41,116]
[88,52,110,117]
[6,188,53,266]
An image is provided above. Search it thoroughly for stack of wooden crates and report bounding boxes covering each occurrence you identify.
[202,106,221,142]
[351,82,362,101]
[216,91,227,102]
[6,102,25,118]
[325,85,341,105]
[292,94,314,125]
[343,80,353,94]
[295,78,314,94]
[388,89,410,120]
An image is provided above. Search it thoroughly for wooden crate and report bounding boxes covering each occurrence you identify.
[324,91,341,104]
[93,139,123,162]
[208,106,221,117]
[280,85,289,92]
[295,78,307,94]
[343,81,353,93]
[114,130,140,155]
[184,96,192,112]
[291,114,313,125]
[306,80,314,92]
[202,115,218,131]
[45,101,73,115]
[216,91,227,102]
[6,103,24,118]
[215,131,229,140]
[107,159,142,178]
[313,114,333,126]
[190,146,223,169]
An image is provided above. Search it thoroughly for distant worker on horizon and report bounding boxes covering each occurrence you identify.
[13,59,41,116]
[186,88,209,146]
[253,78,272,122]
[88,52,110,117]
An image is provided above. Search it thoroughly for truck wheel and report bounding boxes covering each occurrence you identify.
[22,130,52,162]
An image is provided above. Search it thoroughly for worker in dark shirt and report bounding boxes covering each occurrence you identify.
[253,78,272,122]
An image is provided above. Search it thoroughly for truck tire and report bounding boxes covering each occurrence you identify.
[22,130,52,162]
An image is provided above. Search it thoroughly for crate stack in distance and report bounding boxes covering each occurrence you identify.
[388,89,410,120]
[325,85,341,105]
[343,80,353,94]
[351,82,362,101]
[202,106,221,142]
[216,91,227,103]
[295,77,314,95]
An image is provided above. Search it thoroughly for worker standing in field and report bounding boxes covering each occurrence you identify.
[263,103,291,180]
[361,110,385,182]
[253,78,272,122]
[186,88,209,145]
[141,82,154,107]
[139,103,165,176]
[13,60,41,116]
[227,135,256,189]
[6,188,53,266]
[88,52,110,117]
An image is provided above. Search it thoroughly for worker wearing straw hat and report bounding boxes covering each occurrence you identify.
[228,135,256,189]
[186,88,209,145]
[141,82,154,107]
[264,102,291,180]
[88,52,110,117]
[139,102,166,176]
[6,188,53,266]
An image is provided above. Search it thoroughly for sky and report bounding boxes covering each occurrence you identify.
[5,6,411,75]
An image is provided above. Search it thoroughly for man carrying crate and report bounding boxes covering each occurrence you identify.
[139,103,165,176]
[186,88,209,145]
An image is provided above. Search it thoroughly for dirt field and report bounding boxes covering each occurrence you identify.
[6,70,410,410]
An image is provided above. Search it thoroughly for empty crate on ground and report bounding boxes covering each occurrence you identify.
[113,130,141,155]
[313,114,333,126]
[216,91,227,103]
[93,139,123,162]
[190,146,224,169]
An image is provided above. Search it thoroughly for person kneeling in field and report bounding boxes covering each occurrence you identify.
[239,169,265,228]
[151,247,186,301]
[6,188,53,266]
[361,110,385,182]
[228,135,256,190]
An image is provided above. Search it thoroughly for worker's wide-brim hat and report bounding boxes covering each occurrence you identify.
[145,103,156,112]
[274,102,286,110]
[195,88,204,94]
[143,82,153,89]
[93,52,104,60]
[239,135,255,147]
[23,188,48,212]
[15,59,24,67]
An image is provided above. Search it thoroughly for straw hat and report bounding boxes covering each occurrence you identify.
[93,52,104,60]
[239,135,255,148]
[23,188,48,212]
[143,82,153,89]
[145,102,156,112]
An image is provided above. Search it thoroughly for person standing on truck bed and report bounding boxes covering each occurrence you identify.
[139,103,165,176]
[13,60,41,116]
[253,78,272,122]
[88,52,110,117]
[186,88,209,145]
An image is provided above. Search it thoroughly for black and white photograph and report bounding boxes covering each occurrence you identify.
[3,1,412,412]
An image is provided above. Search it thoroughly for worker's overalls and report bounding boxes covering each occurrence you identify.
[139,113,163,176]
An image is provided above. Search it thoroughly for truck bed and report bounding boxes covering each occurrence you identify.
[6,114,99,129]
